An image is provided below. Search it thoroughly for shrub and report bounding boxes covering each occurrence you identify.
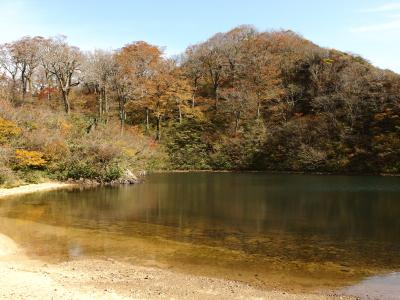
[0,166,19,187]
[165,120,211,170]
[16,170,48,184]
[14,149,47,169]
[104,166,123,181]
[0,118,21,144]
[0,99,163,184]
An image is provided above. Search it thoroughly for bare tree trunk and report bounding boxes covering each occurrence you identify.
[156,115,162,141]
[120,116,125,134]
[104,87,109,122]
[178,104,182,124]
[234,111,241,135]
[28,77,33,98]
[214,88,219,111]
[56,74,72,114]
[97,86,106,121]
[145,108,150,132]
[192,79,198,108]
[119,96,126,134]
[45,72,51,101]
[61,89,71,114]
[10,77,17,103]
[21,80,27,100]
[256,100,261,120]
[98,91,103,120]
[21,67,27,100]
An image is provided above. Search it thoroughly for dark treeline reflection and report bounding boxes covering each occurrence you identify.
[1,173,400,268]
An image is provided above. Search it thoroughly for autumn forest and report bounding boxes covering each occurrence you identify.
[1,25,399,186]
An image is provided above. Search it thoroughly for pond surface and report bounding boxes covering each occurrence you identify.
[0,172,399,293]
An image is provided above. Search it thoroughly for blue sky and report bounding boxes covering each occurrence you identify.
[0,0,399,72]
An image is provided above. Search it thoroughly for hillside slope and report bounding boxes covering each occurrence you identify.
[0,26,399,184]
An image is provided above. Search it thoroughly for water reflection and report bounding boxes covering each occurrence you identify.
[0,173,399,291]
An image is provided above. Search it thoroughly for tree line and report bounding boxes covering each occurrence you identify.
[1,25,399,174]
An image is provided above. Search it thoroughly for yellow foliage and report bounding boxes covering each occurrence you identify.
[59,121,72,135]
[15,149,47,168]
[122,147,137,157]
[323,58,334,65]
[0,118,21,143]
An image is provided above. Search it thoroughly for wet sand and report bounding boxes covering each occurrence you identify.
[0,233,352,299]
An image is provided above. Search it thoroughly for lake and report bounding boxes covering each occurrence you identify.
[0,172,399,294]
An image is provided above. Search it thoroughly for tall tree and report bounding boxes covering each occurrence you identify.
[83,50,117,121]
[9,36,43,99]
[41,37,82,114]
[0,44,19,102]
[115,41,163,132]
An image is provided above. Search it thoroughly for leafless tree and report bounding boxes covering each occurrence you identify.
[83,49,117,121]
[0,44,19,101]
[41,36,82,114]
[9,36,43,98]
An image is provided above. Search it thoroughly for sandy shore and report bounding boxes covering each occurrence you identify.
[0,182,73,198]
[0,233,352,299]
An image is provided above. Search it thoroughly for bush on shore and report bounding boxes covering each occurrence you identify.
[0,99,163,187]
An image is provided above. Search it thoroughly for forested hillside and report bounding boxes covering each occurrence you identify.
[0,25,399,186]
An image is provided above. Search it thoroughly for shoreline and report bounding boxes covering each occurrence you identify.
[152,169,400,177]
[0,233,350,299]
[0,170,397,200]
[0,182,74,199]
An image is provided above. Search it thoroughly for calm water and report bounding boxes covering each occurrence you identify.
[0,172,399,293]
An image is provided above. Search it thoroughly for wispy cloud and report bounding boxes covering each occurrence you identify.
[362,2,400,13]
[353,2,400,33]
[351,17,400,32]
